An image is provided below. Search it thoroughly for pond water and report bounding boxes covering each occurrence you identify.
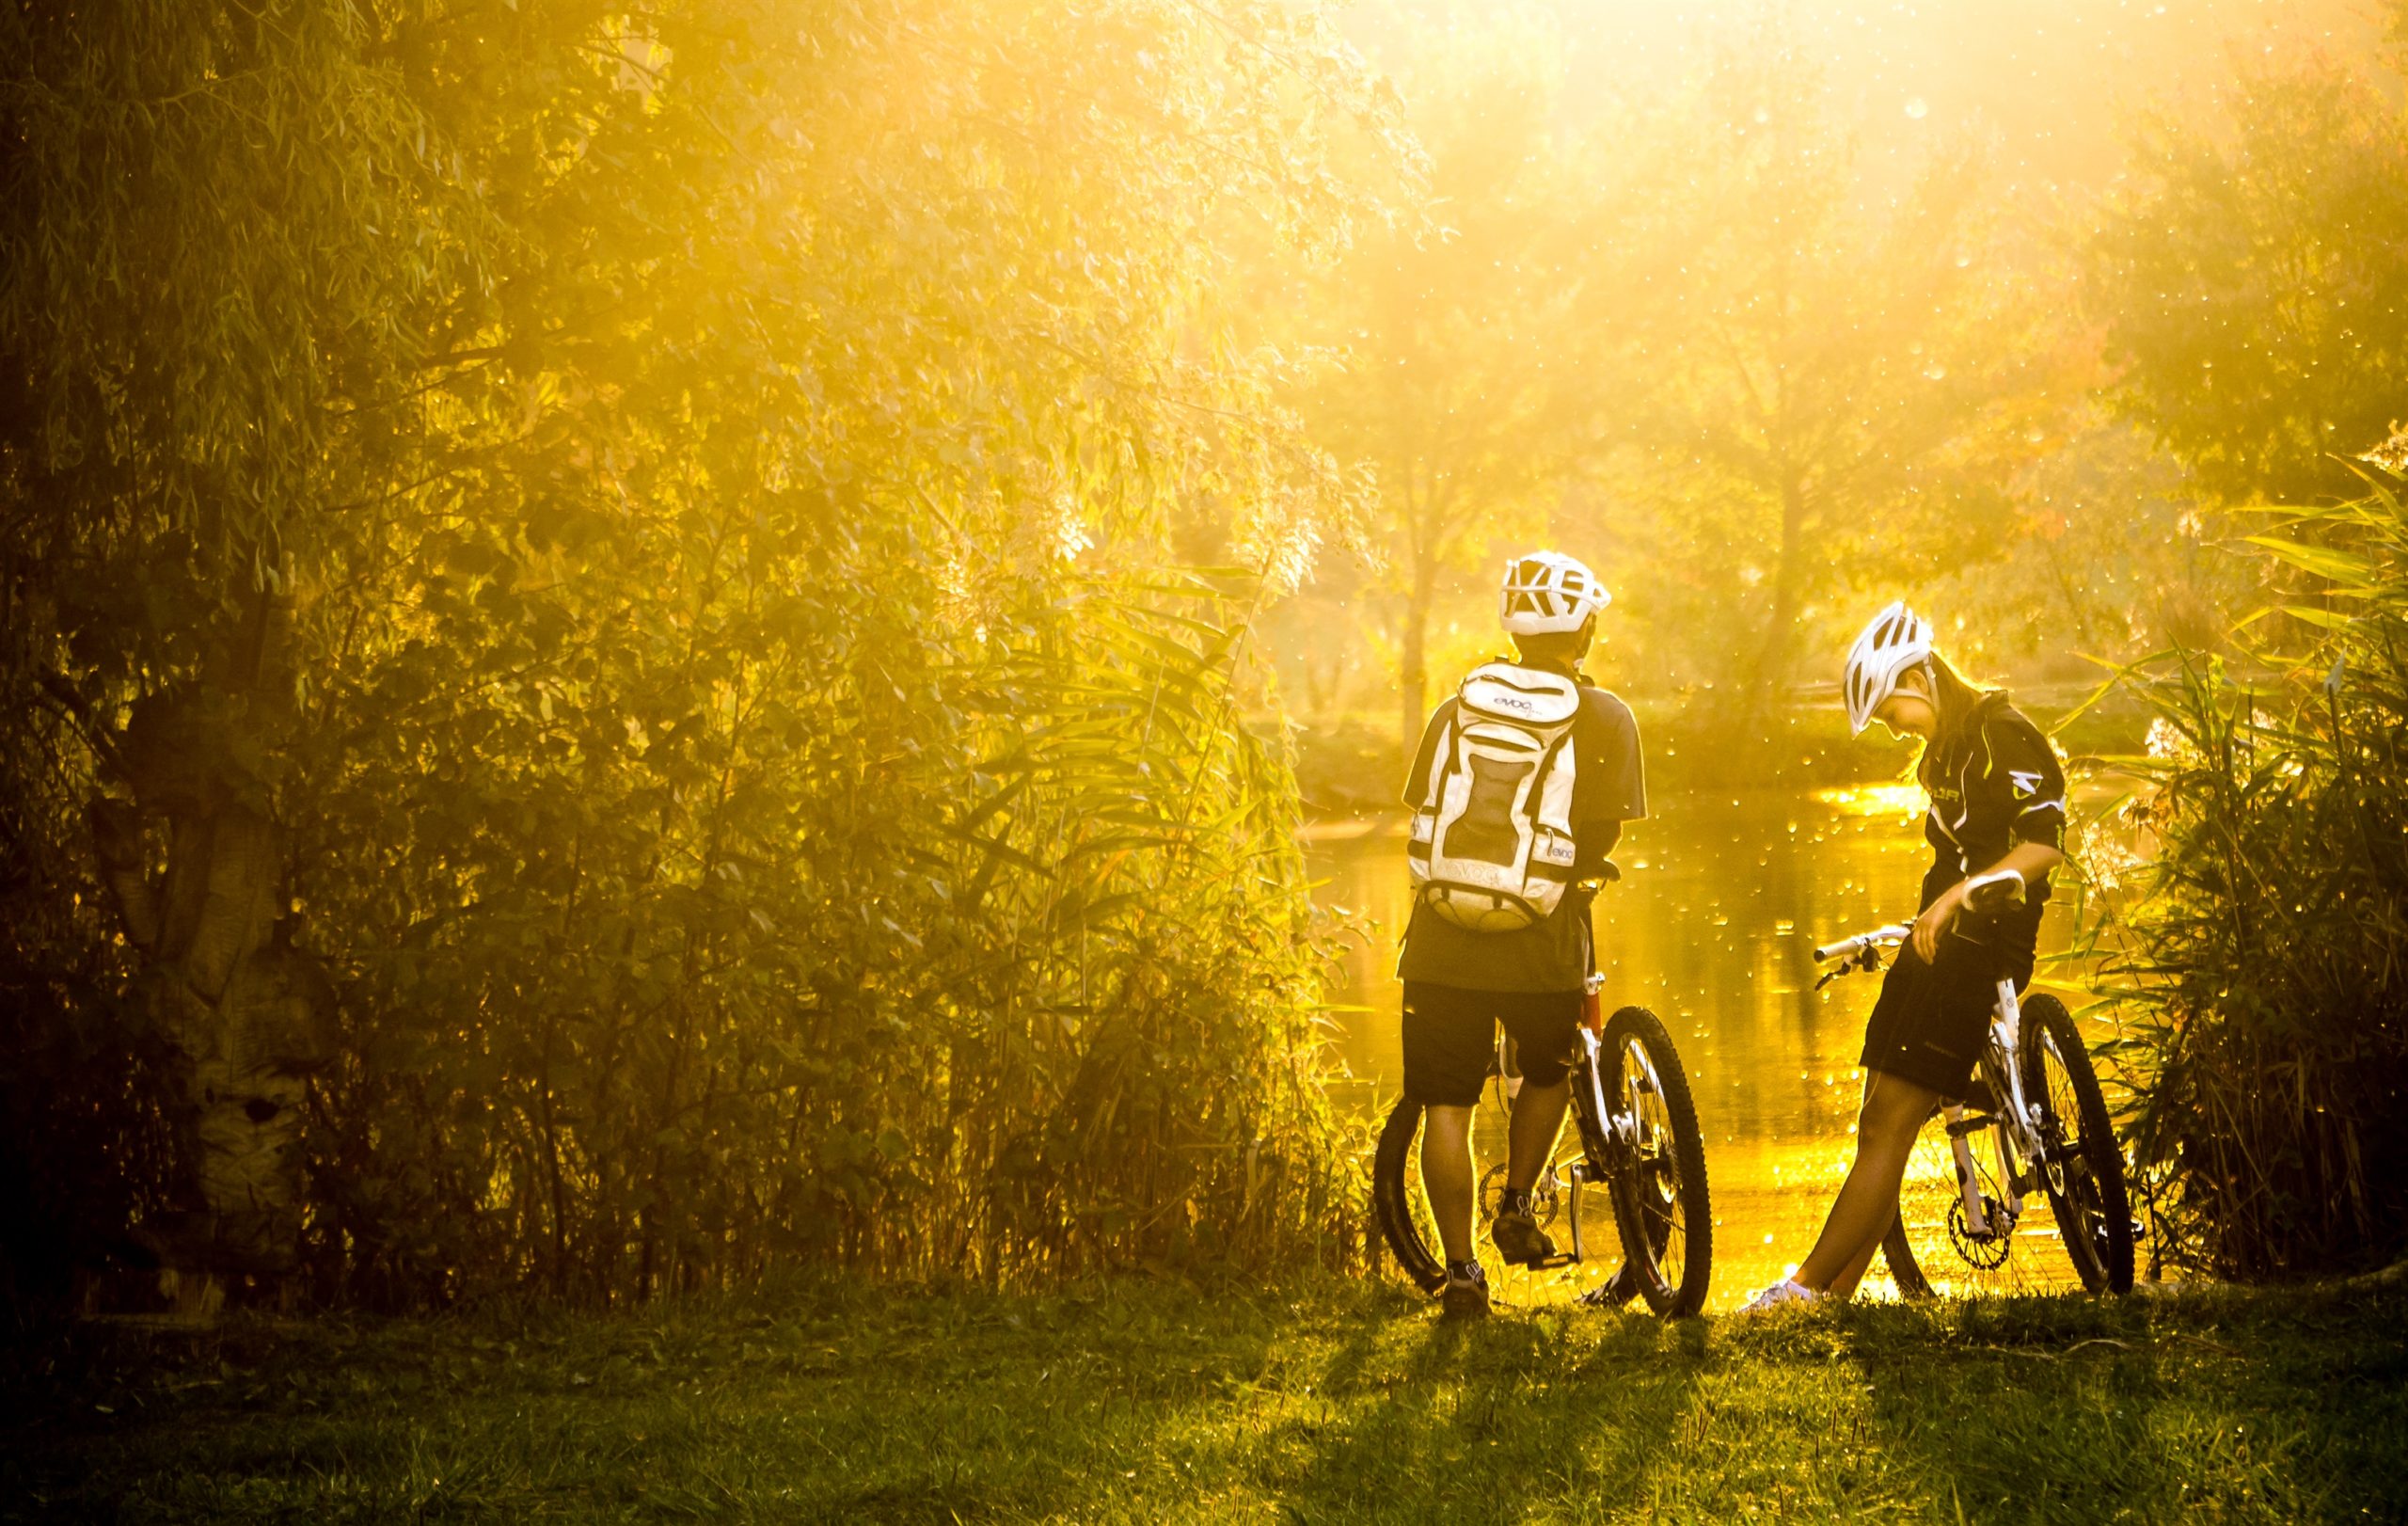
[1304,783,2095,1312]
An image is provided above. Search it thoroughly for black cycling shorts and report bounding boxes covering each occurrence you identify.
[1401,981,1581,1108]
[1860,925,2036,1100]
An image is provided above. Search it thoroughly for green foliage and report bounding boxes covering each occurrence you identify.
[2085,478,2408,1278]
[309,570,1360,1297]
[2090,46,2408,504]
[0,0,1402,1304]
[1583,38,2074,711]
[1289,4,1587,748]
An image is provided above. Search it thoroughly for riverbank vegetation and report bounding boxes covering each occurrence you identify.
[7,0,2408,1327]
[8,1280,2405,1521]
[0,0,1394,1312]
[2085,476,2408,1280]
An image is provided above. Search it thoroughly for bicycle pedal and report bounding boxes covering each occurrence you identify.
[1945,1113,1998,1138]
[1521,1253,1578,1271]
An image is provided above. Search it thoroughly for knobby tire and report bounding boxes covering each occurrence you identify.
[1372,1096,1448,1295]
[2019,993,2136,1295]
[1598,1006,1713,1316]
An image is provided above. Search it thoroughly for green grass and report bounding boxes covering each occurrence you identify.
[6,1279,2404,1522]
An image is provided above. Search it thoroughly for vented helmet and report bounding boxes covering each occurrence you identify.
[1499,551,1610,636]
[1844,600,1935,735]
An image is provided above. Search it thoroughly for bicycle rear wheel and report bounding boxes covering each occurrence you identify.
[1596,1007,1712,1316]
[2020,994,2136,1294]
[1372,1096,1450,1294]
[1878,1211,1936,1300]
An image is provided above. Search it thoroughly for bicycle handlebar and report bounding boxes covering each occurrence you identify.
[1811,870,2026,966]
[1811,924,1912,965]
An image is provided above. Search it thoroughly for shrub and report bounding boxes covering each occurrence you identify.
[0,0,1397,1309]
[2084,474,2408,1279]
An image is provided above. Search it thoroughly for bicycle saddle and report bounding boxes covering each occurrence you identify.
[1573,859,1623,897]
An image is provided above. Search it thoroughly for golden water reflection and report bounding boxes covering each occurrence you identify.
[1306,787,2091,1311]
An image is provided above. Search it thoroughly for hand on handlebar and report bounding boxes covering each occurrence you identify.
[1908,883,1961,964]
[1908,868,2025,963]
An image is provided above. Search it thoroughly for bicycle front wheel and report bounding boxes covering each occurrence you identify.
[1597,1006,1712,1316]
[2020,994,2136,1294]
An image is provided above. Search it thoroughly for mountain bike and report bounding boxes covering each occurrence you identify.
[1370,956,1714,1316]
[1813,870,2135,1298]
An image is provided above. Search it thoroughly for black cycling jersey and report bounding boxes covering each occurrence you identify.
[1914,693,2067,912]
[1863,693,2067,1098]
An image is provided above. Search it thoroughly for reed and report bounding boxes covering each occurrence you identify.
[2080,472,2408,1279]
[292,565,1364,1304]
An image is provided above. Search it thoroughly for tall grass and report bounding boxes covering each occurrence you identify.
[294,566,1362,1304]
[2082,473,2408,1279]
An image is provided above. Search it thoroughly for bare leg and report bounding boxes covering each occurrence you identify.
[1795,1070,1941,1293]
[1420,1104,1477,1264]
[1828,1213,1889,1301]
[1506,1078,1570,1192]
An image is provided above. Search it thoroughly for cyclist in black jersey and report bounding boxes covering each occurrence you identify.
[1745,602,2067,1311]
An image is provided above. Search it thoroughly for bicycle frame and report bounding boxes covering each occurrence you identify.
[1951,976,2048,1239]
[1813,925,2052,1242]
[1494,1000,1641,1274]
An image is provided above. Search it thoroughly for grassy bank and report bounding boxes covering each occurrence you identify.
[6,1279,2403,1522]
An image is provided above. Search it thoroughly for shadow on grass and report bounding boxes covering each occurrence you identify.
[10,1280,2401,1523]
[1253,1301,1710,1521]
[1842,1296,2175,1525]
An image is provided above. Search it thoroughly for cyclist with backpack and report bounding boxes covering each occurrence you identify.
[1400,551,1647,1317]
[1743,602,2067,1311]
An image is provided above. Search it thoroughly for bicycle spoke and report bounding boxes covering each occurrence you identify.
[1586,1008,1711,1316]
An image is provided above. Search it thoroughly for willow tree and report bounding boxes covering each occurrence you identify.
[1587,45,2072,716]
[2091,43,2408,506]
[2,0,1398,1308]
[1,0,498,1298]
[1300,9,1592,754]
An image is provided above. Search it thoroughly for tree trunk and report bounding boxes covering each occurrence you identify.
[1399,574,1433,763]
[1743,471,1814,719]
[87,589,334,1301]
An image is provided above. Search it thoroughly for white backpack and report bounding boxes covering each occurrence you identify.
[1407,662,1582,933]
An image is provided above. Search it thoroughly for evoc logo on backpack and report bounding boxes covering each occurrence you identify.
[1407,662,1581,933]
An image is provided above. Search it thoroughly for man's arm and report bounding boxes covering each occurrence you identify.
[1573,819,1623,883]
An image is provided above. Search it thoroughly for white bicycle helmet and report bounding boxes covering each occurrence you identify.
[1499,551,1610,636]
[1843,600,1935,735]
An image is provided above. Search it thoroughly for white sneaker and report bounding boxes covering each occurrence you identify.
[1739,1278,1822,1314]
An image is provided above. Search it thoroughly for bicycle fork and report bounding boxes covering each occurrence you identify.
[1535,1028,1612,1271]
[1941,1111,2006,1237]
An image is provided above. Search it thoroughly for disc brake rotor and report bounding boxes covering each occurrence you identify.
[1947,1193,2014,1270]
